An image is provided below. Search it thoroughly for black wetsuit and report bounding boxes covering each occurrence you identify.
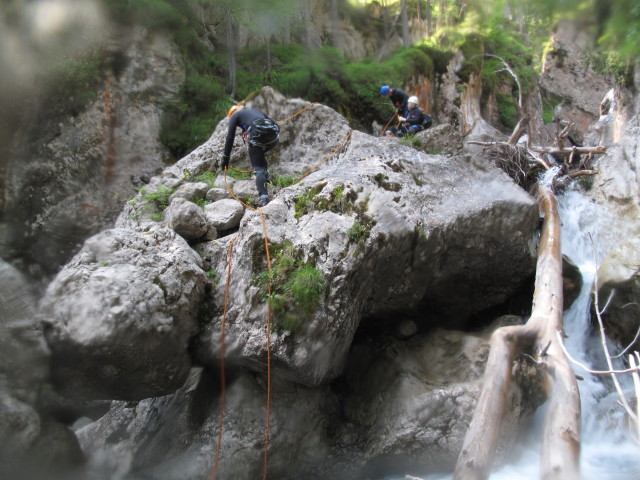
[389,88,409,117]
[223,108,275,197]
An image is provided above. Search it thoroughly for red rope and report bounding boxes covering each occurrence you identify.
[208,237,236,480]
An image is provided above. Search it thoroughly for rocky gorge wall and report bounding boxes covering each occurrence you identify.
[1,11,640,480]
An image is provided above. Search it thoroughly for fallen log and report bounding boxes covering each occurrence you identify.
[453,185,581,480]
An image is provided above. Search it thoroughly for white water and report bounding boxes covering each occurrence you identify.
[386,187,639,480]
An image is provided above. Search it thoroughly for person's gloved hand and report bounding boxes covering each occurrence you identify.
[220,155,230,170]
[398,116,406,122]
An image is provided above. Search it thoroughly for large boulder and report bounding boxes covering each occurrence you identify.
[40,226,207,400]
[194,127,538,386]
[596,237,640,348]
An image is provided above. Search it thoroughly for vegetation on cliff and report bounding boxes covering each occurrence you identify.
[49,0,639,159]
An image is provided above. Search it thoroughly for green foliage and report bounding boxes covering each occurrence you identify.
[254,242,325,333]
[103,1,228,159]
[43,50,104,114]
[286,265,325,315]
[294,188,319,219]
[206,269,219,283]
[269,173,296,188]
[226,169,252,181]
[599,0,640,60]
[294,185,353,218]
[127,184,175,221]
[347,221,369,245]
[399,134,421,148]
[159,76,227,158]
[541,92,564,123]
[191,171,217,188]
[140,185,174,210]
[584,50,635,87]
[495,92,518,129]
[103,0,186,30]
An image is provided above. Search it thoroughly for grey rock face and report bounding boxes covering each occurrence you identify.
[0,260,83,477]
[3,27,185,277]
[540,21,612,130]
[40,226,207,400]
[194,126,538,387]
[42,87,542,479]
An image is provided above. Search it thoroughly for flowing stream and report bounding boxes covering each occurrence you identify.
[388,187,639,480]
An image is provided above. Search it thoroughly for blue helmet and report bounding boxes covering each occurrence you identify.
[380,85,390,95]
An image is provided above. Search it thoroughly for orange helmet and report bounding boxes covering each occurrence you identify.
[227,104,243,118]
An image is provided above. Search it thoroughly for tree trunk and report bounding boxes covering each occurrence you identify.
[425,0,432,37]
[453,185,581,480]
[330,0,340,47]
[401,0,410,46]
[226,10,237,97]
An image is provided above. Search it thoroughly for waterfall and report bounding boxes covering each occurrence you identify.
[557,188,639,479]
[389,187,639,480]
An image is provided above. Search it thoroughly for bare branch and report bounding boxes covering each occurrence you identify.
[555,331,640,375]
[529,145,607,156]
[485,54,523,112]
[611,315,640,359]
[567,170,598,178]
[508,114,531,145]
[591,238,639,423]
[629,354,640,442]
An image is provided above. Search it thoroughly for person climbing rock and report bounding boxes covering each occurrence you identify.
[385,96,429,137]
[380,85,410,118]
[221,104,280,207]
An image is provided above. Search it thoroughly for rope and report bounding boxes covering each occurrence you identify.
[209,236,236,480]
[259,209,273,480]
[277,102,317,126]
[213,101,348,478]
[294,129,354,184]
[381,111,398,135]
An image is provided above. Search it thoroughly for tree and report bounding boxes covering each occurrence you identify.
[454,54,609,479]
[401,0,410,46]
[453,183,581,480]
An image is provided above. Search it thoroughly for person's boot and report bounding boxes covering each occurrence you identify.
[257,195,270,207]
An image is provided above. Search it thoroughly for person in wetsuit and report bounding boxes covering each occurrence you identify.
[221,105,279,207]
[380,85,410,118]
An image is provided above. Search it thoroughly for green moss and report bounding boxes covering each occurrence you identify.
[269,173,296,188]
[541,92,564,124]
[253,242,326,334]
[347,221,369,244]
[294,188,318,219]
[294,184,354,218]
[191,171,217,188]
[128,184,175,221]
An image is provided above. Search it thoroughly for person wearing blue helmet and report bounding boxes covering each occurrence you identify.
[380,85,409,118]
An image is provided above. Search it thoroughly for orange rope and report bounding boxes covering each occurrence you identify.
[294,129,354,184]
[212,101,346,479]
[381,111,398,135]
[209,237,236,480]
[259,210,273,480]
[277,102,317,126]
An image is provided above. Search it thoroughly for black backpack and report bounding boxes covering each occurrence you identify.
[422,114,433,129]
[247,118,280,150]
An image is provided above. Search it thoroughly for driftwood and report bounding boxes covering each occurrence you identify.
[453,186,581,480]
